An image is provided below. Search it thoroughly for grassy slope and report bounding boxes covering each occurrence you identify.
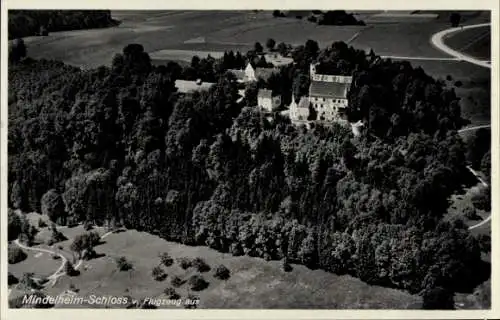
[9,225,421,309]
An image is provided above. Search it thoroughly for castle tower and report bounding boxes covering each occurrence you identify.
[309,63,317,77]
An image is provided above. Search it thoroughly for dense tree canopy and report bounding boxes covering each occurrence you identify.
[8,10,117,39]
[8,39,487,302]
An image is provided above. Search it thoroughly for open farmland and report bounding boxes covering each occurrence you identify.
[11,229,422,309]
[443,25,491,60]
[7,9,492,312]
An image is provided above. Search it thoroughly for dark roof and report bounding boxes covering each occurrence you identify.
[227,69,246,80]
[255,68,277,81]
[309,81,350,99]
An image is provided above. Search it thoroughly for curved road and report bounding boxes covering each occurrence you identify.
[430,22,492,231]
[430,23,491,69]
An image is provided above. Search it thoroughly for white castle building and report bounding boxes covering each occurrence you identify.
[288,64,364,136]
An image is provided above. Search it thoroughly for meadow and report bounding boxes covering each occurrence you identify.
[10,224,422,309]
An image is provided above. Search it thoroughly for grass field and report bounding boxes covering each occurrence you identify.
[9,226,422,309]
[443,26,491,60]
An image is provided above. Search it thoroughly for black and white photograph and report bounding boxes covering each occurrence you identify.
[1,1,498,316]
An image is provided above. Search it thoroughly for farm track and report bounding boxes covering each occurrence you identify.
[457,124,491,230]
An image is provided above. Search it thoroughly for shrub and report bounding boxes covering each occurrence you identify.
[8,272,19,285]
[472,187,491,211]
[446,75,453,81]
[230,243,244,256]
[454,80,463,87]
[8,246,27,264]
[46,228,67,245]
[69,283,79,292]
[38,218,47,228]
[188,275,209,291]
[282,257,293,272]
[307,16,317,23]
[171,275,185,288]
[184,294,200,309]
[64,261,79,276]
[463,206,480,220]
[52,254,61,260]
[152,266,167,281]
[19,273,41,290]
[115,256,133,271]
[164,287,180,300]
[84,222,93,231]
[177,257,192,270]
[213,264,231,280]
[159,252,174,267]
[422,286,455,309]
[192,257,211,273]
[477,234,491,253]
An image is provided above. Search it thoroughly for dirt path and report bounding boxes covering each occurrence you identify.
[13,239,68,283]
[430,23,491,68]
[457,124,491,231]
[12,229,116,288]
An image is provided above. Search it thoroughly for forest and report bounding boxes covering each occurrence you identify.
[8,39,489,308]
[8,10,117,39]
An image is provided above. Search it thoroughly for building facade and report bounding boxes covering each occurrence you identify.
[308,63,352,121]
[257,89,281,112]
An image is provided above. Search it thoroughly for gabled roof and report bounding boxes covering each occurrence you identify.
[309,81,350,99]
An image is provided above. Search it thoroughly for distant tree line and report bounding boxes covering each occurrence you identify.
[273,10,365,26]
[8,40,488,308]
[8,10,118,39]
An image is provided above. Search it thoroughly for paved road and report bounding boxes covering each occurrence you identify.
[430,23,491,68]
[458,124,491,133]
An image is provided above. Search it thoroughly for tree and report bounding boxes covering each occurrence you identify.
[8,273,19,285]
[471,186,491,211]
[254,42,264,54]
[171,275,185,288]
[422,286,455,309]
[163,287,180,299]
[64,261,78,276]
[9,38,26,63]
[213,264,231,280]
[177,257,192,269]
[8,246,27,264]
[450,13,461,27]
[192,257,211,272]
[152,266,167,281]
[41,189,66,224]
[115,256,133,271]
[481,150,491,181]
[188,274,209,291]
[266,38,276,51]
[277,42,288,56]
[159,252,174,267]
[281,257,293,272]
